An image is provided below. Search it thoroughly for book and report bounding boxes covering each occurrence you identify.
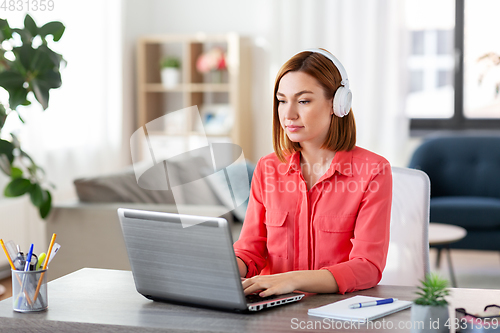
[308,295,412,323]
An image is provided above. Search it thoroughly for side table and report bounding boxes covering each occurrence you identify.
[428,223,467,288]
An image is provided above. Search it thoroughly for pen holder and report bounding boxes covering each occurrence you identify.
[11,269,48,312]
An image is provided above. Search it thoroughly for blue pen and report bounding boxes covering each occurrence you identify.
[24,244,34,271]
[349,298,398,309]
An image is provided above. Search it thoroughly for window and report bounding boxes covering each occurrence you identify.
[405,0,500,132]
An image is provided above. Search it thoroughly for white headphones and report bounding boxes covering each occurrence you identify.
[299,48,352,118]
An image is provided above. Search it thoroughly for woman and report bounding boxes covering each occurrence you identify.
[233,48,392,296]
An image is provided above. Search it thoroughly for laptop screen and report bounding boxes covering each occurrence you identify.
[118,208,247,310]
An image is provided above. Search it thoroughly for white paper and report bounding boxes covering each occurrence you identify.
[308,295,412,323]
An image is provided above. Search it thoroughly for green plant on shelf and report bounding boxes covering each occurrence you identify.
[160,57,180,69]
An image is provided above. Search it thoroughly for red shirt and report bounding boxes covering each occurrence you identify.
[233,146,392,294]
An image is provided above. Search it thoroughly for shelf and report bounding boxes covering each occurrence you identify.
[142,83,231,93]
[148,131,231,137]
[137,33,253,161]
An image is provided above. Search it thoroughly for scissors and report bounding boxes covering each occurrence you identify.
[13,252,38,271]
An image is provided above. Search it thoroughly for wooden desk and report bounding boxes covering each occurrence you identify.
[0,268,497,333]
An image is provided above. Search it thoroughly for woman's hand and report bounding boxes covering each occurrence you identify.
[242,272,297,297]
[242,270,339,297]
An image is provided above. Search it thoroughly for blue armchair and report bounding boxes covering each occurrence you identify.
[409,136,500,251]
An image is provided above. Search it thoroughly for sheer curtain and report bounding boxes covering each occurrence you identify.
[1,0,124,201]
[265,0,409,165]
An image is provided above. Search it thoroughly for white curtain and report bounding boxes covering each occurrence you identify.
[1,0,124,201]
[265,0,409,165]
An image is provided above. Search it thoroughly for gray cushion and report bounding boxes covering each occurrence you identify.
[74,155,223,206]
[74,170,180,204]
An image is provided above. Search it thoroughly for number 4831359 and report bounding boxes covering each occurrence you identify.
[1,0,55,11]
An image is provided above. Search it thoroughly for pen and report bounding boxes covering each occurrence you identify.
[25,244,34,271]
[349,298,398,309]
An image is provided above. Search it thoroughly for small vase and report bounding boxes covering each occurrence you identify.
[410,303,449,333]
[161,68,180,88]
[211,70,223,84]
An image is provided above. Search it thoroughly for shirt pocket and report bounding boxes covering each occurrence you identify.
[264,210,288,259]
[314,215,356,266]
[316,215,356,233]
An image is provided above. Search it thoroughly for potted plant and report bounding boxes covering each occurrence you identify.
[410,273,450,333]
[160,57,181,88]
[0,14,65,218]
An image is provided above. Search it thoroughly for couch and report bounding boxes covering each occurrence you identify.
[409,136,500,251]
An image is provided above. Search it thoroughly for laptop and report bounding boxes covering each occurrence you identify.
[117,208,305,312]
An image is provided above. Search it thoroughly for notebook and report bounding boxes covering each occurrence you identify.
[117,208,305,312]
[308,295,412,322]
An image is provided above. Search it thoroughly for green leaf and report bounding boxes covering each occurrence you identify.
[4,178,31,197]
[29,46,54,72]
[31,79,50,110]
[39,190,52,219]
[16,111,25,124]
[0,70,29,110]
[24,14,38,39]
[8,87,29,110]
[0,103,6,129]
[0,18,12,41]
[30,70,61,109]
[0,70,25,90]
[10,167,23,179]
[37,45,63,68]
[0,139,15,164]
[14,44,36,72]
[29,183,45,207]
[39,21,65,42]
[37,69,62,88]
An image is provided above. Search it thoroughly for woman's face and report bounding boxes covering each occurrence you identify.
[277,71,333,147]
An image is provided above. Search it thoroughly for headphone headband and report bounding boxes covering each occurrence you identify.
[293,48,352,117]
[300,48,349,88]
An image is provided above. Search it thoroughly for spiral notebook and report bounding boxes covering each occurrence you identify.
[308,296,412,323]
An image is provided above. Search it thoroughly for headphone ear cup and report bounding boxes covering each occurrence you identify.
[333,87,352,117]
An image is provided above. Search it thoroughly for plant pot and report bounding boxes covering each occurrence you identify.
[161,68,180,88]
[410,303,449,333]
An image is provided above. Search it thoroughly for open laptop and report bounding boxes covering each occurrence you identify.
[117,208,305,312]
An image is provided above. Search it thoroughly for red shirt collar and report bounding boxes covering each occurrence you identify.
[285,149,354,178]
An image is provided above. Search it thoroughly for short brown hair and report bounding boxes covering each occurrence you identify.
[272,50,356,162]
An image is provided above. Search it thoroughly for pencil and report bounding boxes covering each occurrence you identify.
[0,239,16,271]
[43,234,57,270]
[33,233,57,302]
[1,239,33,305]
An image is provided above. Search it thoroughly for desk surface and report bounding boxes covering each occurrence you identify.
[0,268,497,333]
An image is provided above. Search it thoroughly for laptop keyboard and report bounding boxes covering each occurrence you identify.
[245,293,281,304]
